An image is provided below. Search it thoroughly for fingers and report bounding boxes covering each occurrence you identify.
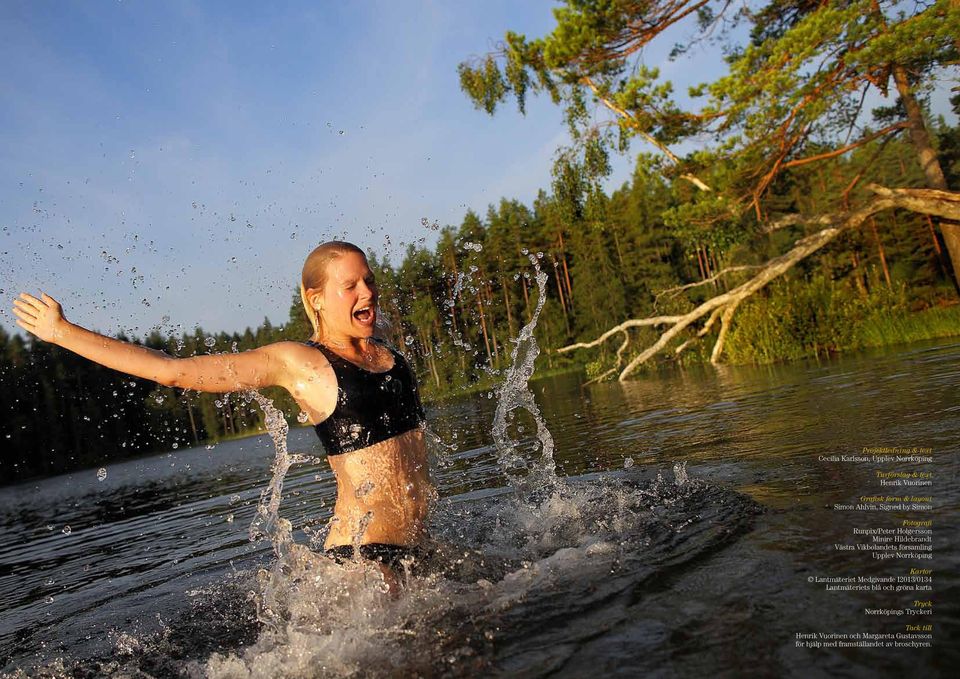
[15,319,36,335]
[12,299,38,320]
[16,292,48,312]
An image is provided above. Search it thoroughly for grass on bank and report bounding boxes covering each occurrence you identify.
[722,274,960,365]
[581,273,960,377]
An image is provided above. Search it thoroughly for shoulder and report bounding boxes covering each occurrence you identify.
[253,341,333,372]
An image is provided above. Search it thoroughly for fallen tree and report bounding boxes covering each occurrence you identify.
[558,186,960,383]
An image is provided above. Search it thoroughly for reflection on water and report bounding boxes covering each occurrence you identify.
[1,338,958,677]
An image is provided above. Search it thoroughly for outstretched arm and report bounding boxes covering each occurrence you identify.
[12,292,290,393]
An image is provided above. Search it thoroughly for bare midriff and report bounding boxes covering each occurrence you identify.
[324,427,432,549]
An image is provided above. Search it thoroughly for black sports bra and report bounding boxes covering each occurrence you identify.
[306,339,426,455]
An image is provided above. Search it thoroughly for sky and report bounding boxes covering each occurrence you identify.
[0,0,954,339]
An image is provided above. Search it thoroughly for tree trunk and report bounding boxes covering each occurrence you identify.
[552,259,572,334]
[869,216,892,289]
[892,64,960,289]
[185,395,199,444]
[557,230,574,301]
[521,274,532,321]
[476,291,493,366]
[501,277,516,338]
[851,251,868,297]
[484,281,501,367]
[422,328,441,389]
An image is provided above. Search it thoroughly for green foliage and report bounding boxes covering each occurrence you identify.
[459,0,959,233]
[458,56,506,115]
[4,130,959,484]
[5,0,959,482]
[721,272,953,364]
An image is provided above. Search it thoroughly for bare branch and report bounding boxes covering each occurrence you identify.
[762,212,839,234]
[867,185,960,221]
[579,76,713,192]
[585,329,632,385]
[655,265,764,304]
[558,187,960,381]
[710,298,743,364]
[557,315,684,353]
[673,304,724,356]
[780,122,909,171]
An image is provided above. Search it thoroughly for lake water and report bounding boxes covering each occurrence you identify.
[1,338,957,677]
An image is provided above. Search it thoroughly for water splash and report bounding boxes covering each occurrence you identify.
[246,391,293,557]
[491,254,559,497]
[187,253,756,679]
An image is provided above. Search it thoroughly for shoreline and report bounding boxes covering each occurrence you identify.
[2,328,957,489]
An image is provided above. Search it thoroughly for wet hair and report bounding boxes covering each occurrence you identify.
[299,240,367,339]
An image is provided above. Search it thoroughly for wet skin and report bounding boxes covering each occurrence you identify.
[12,251,433,552]
[286,341,432,550]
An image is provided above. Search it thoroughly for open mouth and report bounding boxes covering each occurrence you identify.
[353,305,374,325]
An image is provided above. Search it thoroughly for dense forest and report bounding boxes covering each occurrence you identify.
[3,0,959,483]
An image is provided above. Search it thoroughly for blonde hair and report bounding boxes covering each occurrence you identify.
[300,241,367,341]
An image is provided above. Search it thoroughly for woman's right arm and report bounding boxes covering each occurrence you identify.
[12,292,293,393]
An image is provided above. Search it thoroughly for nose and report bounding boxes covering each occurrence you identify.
[358,279,376,300]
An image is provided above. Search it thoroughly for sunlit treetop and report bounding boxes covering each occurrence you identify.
[459,0,959,227]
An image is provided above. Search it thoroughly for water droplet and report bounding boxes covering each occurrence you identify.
[229,494,241,504]
[404,335,414,346]
[225,513,234,523]
[62,525,72,535]
[355,480,375,498]
[97,467,107,482]
[297,411,309,423]
[172,442,179,449]
[674,460,688,485]
[623,457,635,469]
[204,336,216,348]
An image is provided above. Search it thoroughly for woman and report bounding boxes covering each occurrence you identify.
[12,241,432,576]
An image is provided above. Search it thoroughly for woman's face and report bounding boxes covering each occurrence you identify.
[314,251,378,341]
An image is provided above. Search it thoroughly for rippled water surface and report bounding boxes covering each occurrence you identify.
[1,338,958,677]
